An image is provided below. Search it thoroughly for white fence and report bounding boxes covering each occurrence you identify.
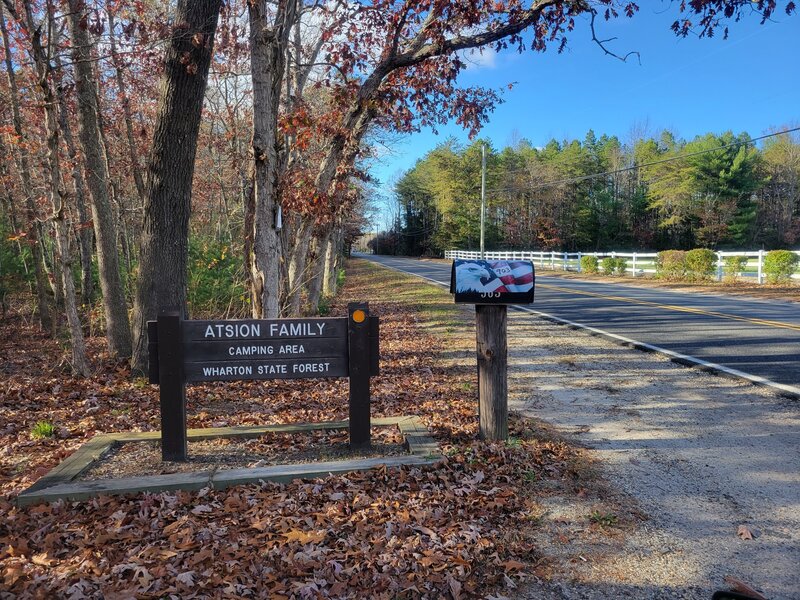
[443,249,800,284]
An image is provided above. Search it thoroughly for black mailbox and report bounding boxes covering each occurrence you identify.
[450,259,535,304]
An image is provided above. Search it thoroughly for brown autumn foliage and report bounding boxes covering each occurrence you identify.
[0,260,601,598]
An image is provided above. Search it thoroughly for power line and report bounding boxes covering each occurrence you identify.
[485,127,800,196]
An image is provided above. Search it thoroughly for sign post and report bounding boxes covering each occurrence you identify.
[148,303,379,461]
[348,303,371,448]
[475,304,508,441]
[450,259,534,442]
[157,310,187,461]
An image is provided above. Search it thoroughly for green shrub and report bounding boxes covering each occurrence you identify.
[187,236,249,317]
[600,257,616,275]
[723,256,748,281]
[0,221,32,302]
[31,421,55,439]
[580,255,599,274]
[317,295,332,316]
[655,250,687,280]
[763,250,799,284]
[615,258,627,276]
[685,249,716,281]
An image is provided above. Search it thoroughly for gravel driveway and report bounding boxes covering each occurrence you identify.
[506,314,800,600]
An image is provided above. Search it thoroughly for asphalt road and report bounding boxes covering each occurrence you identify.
[358,253,800,393]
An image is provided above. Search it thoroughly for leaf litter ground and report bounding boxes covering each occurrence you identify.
[0,260,633,598]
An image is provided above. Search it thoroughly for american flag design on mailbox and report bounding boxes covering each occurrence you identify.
[450,259,535,304]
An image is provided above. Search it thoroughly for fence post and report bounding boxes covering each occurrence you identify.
[563,252,568,271]
[757,249,764,284]
[550,251,555,270]
[577,251,582,273]
[632,252,637,277]
[716,252,723,282]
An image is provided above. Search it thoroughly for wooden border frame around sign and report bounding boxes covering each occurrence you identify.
[16,416,440,506]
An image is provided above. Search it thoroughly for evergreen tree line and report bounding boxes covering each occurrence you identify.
[384,128,800,256]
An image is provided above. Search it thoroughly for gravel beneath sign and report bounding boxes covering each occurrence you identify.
[496,313,800,600]
[80,427,406,481]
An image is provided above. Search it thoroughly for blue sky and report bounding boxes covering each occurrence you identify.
[369,3,799,226]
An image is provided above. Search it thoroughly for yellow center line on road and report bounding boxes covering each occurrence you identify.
[537,284,800,332]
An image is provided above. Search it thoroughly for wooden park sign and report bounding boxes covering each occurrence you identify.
[148,303,379,461]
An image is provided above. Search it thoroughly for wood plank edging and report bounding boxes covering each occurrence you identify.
[16,416,441,506]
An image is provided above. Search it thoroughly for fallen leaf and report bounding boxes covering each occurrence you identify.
[31,553,57,567]
[737,525,754,540]
[282,529,327,544]
[176,571,195,586]
[499,559,525,572]
[447,573,462,600]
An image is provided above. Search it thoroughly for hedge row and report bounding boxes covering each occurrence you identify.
[578,249,799,284]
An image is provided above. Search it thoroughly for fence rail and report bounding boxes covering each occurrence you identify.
[443,249,800,284]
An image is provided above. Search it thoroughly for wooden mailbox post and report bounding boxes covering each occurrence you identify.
[148,303,379,461]
[450,259,535,441]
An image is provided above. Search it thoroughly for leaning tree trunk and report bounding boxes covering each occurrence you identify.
[0,6,52,330]
[67,0,131,357]
[130,0,222,374]
[247,0,295,318]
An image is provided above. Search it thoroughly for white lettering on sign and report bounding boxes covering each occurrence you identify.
[279,344,305,354]
[292,362,331,374]
[204,323,262,338]
[228,345,275,356]
[202,365,253,377]
[268,322,326,337]
[257,364,288,375]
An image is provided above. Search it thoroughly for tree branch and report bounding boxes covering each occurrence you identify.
[589,9,640,64]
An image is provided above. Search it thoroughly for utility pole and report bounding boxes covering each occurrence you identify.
[480,143,486,259]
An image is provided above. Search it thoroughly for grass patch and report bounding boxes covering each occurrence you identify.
[31,421,55,439]
[588,510,618,527]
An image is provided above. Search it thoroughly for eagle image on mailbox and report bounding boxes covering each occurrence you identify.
[450,259,535,304]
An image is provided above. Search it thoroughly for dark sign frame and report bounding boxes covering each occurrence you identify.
[148,303,379,461]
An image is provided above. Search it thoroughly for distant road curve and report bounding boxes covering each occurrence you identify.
[358,253,800,398]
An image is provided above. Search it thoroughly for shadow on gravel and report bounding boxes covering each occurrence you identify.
[520,580,712,600]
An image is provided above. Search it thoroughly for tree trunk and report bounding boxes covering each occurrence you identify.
[247,0,296,318]
[130,0,222,374]
[0,6,52,330]
[322,229,337,296]
[18,0,90,374]
[54,56,94,305]
[106,4,146,206]
[286,219,313,316]
[306,225,332,314]
[67,0,132,357]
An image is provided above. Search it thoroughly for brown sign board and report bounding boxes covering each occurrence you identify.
[147,304,380,461]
